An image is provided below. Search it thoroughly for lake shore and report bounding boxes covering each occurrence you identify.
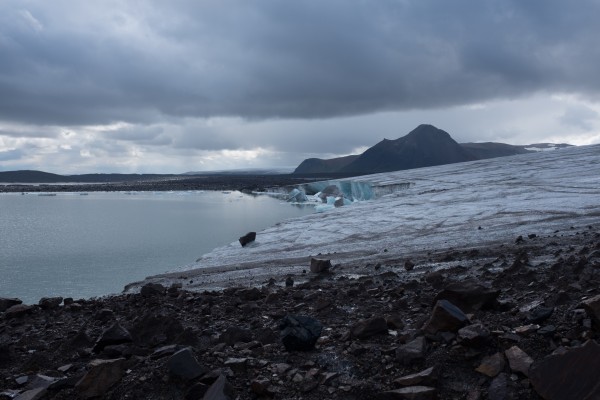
[1,223,599,399]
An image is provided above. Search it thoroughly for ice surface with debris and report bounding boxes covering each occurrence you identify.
[143,144,600,289]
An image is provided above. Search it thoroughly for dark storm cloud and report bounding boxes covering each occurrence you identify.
[1,0,599,128]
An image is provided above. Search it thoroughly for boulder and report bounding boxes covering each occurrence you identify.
[279,315,322,351]
[488,373,512,400]
[434,281,500,312]
[219,326,253,346]
[310,258,332,273]
[422,300,468,334]
[38,297,63,310]
[285,276,294,287]
[239,232,256,247]
[505,346,533,376]
[140,282,165,297]
[129,313,185,347]
[93,322,133,353]
[167,348,206,381]
[530,340,600,400]
[457,323,490,346]
[351,317,388,339]
[526,306,554,324]
[75,358,126,399]
[0,297,22,312]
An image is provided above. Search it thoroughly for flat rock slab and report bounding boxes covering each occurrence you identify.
[505,346,533,376]
[394,366,437,386]
[476,352,505,378]
[377,385,437,400]
[530,340,600,400]
[76,358,126,399]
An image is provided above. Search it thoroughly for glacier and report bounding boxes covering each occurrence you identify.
[135,143,600,291]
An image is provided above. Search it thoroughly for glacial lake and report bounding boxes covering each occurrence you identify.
[0,191,314,304]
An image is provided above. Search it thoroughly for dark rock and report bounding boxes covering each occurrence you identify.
[38,297,63,310]
[530,340,600,400]
[167,348,206,381]
[504,346,533,376]
[203,375,235,400]
[285,276,294,287]
[457,323,490,346]
[434,281,500,312]
[422,300,468,334]
[396,336,426,365]
[488,373,512,400]
[310,258,332,273]
[250,378,272,396]
[394,366,437,386]
[351,316,388,339]
[129,313,184,347]
[75,358,126,399]
[386,315,405,330]
[279,315,323,351]
[582,294,600,328]
[515,235,524,244]
[537,325,556,336]
[13,388,46,400]
[404,260,415,271]
[93,322,133,353]
[377,385,437,399]
[70,328,94,349]
[185,383,208,400]
[0,297,22,312]
[237,287,263,301]
[140,282,165,297]
[239,232,256,247]
[526,306,554,324]
[4,304,34,318]
[219,327,253,346]
[475,352,505,377]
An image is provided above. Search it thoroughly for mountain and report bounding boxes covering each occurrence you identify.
[294,155,359,174]
[0,170,179,184]
[293,125,573,175]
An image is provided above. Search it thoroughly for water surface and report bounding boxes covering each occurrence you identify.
[0,191,312,303]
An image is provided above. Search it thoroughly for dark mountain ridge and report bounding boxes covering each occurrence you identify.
[294,124,573,175]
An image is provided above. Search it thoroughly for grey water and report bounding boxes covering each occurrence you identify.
[0,191,313,304]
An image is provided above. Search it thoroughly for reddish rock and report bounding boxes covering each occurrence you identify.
[530,340,600,400]
[505,346,533,376]
[475,353,505,377]
[75,358,126,399]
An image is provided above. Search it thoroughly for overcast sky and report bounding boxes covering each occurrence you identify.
[1,0,600,173]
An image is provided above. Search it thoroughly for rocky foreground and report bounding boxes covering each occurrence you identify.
[2,225,600,400]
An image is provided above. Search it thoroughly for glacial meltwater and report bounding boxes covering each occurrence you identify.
[0,191,313,304]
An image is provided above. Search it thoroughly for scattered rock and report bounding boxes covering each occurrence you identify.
[505,346,533,376]
[351,316,388,339]
[75,358,126,399]
[582,294,600,328]
[475,353,505,377]
[279,315,323,351]
[140,282,165,297]
[167,348,206,381]
[422,300,468,334]
[239,232,256,247]
[93,322,133,353]
[394,366,437,386]
[219,327,253,346]
[530,340,600,400]
[310,258,332,273]
[377,385,437,399]
[0,297,22,312]
[4,304,34,318]
[457,323,490,346]
[434,281,500,312]
[526,306,554,324]
[203,375,235,400]
[396,336,426,365]
[38,297,63,310]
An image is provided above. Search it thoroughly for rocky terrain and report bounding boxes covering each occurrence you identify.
[2,224,600,399]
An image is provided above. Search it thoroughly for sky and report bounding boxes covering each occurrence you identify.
[1,1,600,174]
